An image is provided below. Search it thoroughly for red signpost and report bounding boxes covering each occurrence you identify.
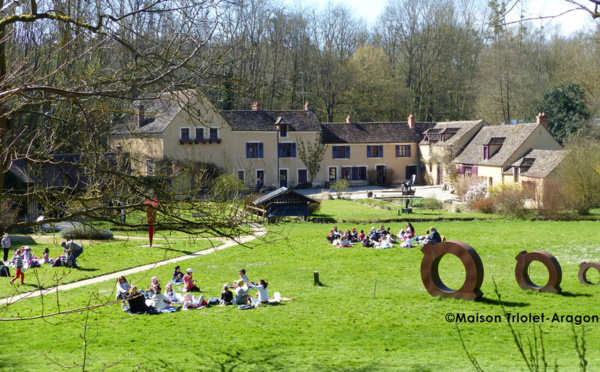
[145,199,158,247]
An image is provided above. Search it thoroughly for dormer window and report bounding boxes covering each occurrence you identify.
[440,134,445,142]
[280,124,288,138]
[483,145,489,160]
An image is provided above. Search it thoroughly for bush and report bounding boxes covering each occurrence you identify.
[463,180,488,207]
[423,197,443,211]
[488,184,529,218]
[60,226,114,240]
[470,198,494,214]
[330,179,349,199]
[308,202,321,215]
[455,175,482,202]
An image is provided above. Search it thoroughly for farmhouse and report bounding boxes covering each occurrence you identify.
[110,93,568,194]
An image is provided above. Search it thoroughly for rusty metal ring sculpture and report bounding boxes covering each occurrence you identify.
[515,251,562,293]
[420,240,484,301]
[578,262,600,286]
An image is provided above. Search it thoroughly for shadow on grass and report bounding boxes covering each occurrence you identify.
[477,297,529,307]
[557,291,592,298]
[75,267,99,272]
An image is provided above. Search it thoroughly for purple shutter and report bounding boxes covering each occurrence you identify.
[292,143,296,157]
[407,145,411,157]
[278,143,283,157]
[332,146,338,159]
[378,146,383,157]
[246,143,251,158]
[345,146,350,158]
[458,165,464,175]
[472,166,478,176]
[258,143,264,158]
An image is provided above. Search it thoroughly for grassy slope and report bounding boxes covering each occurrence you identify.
[0,236,221,299]
[2,220,600,371]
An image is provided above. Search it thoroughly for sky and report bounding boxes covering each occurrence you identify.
[282,0,598,36]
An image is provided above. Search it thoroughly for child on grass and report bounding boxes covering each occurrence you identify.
[10,250,24,285]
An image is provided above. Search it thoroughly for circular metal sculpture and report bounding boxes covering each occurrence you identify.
[420,240,484,300]
[578,262,600,286]
[515,251,562,293]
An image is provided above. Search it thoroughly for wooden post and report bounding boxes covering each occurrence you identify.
[314,271,320,285]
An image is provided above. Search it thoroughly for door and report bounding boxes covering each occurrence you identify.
[328,167,337,182]
[256,170,264,190]
[279,169,288,188]
[376,165,386,185]
[437,163,443,185]
[298,169,308,184]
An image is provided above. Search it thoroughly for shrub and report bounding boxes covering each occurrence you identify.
[423,197,443,211]
[0,199,18,233]
[463,180,487,207]
[308,202,321,215]
[455,175,482,202]
[471,197,494,214]
[488,184,528,218]
[330,179,349,199]
[60,226,114,240]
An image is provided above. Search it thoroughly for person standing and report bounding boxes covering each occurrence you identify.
[1,234,11,262]
[61,241,83,268]
[9,250,24,285]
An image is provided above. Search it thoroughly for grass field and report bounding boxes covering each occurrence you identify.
[2,212,600,371]
[0,235,221,299]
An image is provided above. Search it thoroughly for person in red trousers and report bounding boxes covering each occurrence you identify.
[10,250,24,285]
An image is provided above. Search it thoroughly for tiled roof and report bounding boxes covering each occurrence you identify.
[454,123,540,166]
[112,90,196,135]
[253,187,319,206]
[220,110,321,132]
[420,120,485,147]
[320,122,433,144]
[510,149,569,178]
[487,137,505,145]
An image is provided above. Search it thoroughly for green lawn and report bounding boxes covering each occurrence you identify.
[0,236,221,299]
[313,199,504,222]
[2,219,600,370]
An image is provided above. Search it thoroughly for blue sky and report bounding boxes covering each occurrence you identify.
[282,0,597,36]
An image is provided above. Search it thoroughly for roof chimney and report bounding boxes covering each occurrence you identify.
[536,112,548,130]
[252,101,261,111]
[408,114,416,129]
[135,105,145,128]
[346,115,353,123]
[304,101,311,111]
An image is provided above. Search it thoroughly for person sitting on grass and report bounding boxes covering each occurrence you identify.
[221,283,234,305]
[249,279,269,305]
[183,268,200,292]
[405,223,415,239]
[369,227,381,242]
[350,228,359,242]
[234,280,249,305]
[337,233,353,248]
[151,285,175,311]
[416,230,432,244]
[430,227,441,243]
[164,283,182,303]
[358,230,366,242]
[42,248,50,264]
[375,234,393,249]
[116,276,131,300]
[149,276,160,296]
[172,266,184,284]
[126,286,150,314]
[362,235,374,248]
[182,293,206,310]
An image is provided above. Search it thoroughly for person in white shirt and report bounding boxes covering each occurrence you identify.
[151,285,173,311]
[249,279,269,304]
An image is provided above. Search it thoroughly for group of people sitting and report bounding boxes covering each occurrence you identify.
[116,268,271,314]
[326,224,443,249]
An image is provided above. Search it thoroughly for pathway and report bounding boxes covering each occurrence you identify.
[0,225,267,307]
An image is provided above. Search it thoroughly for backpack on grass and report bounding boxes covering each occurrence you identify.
[0,266,10,277]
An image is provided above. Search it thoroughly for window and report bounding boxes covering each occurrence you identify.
[483,146,489,160]
[180,128,190,140]
[396,145,411,158]
[342,167,351,180]
[280,125,288,138]
[195,128,204,139]
[246,142,263,158]
[332,146,350,159]
[342,166,367,180]
[278,143,296,158]
[146,159,155,174]
[237,170,245,182]
[367,145,383,158]
[209,128,219,139]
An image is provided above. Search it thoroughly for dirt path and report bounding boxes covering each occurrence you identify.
[0,225,266,307]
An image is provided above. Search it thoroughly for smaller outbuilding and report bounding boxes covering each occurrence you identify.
[253,187,320,218]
